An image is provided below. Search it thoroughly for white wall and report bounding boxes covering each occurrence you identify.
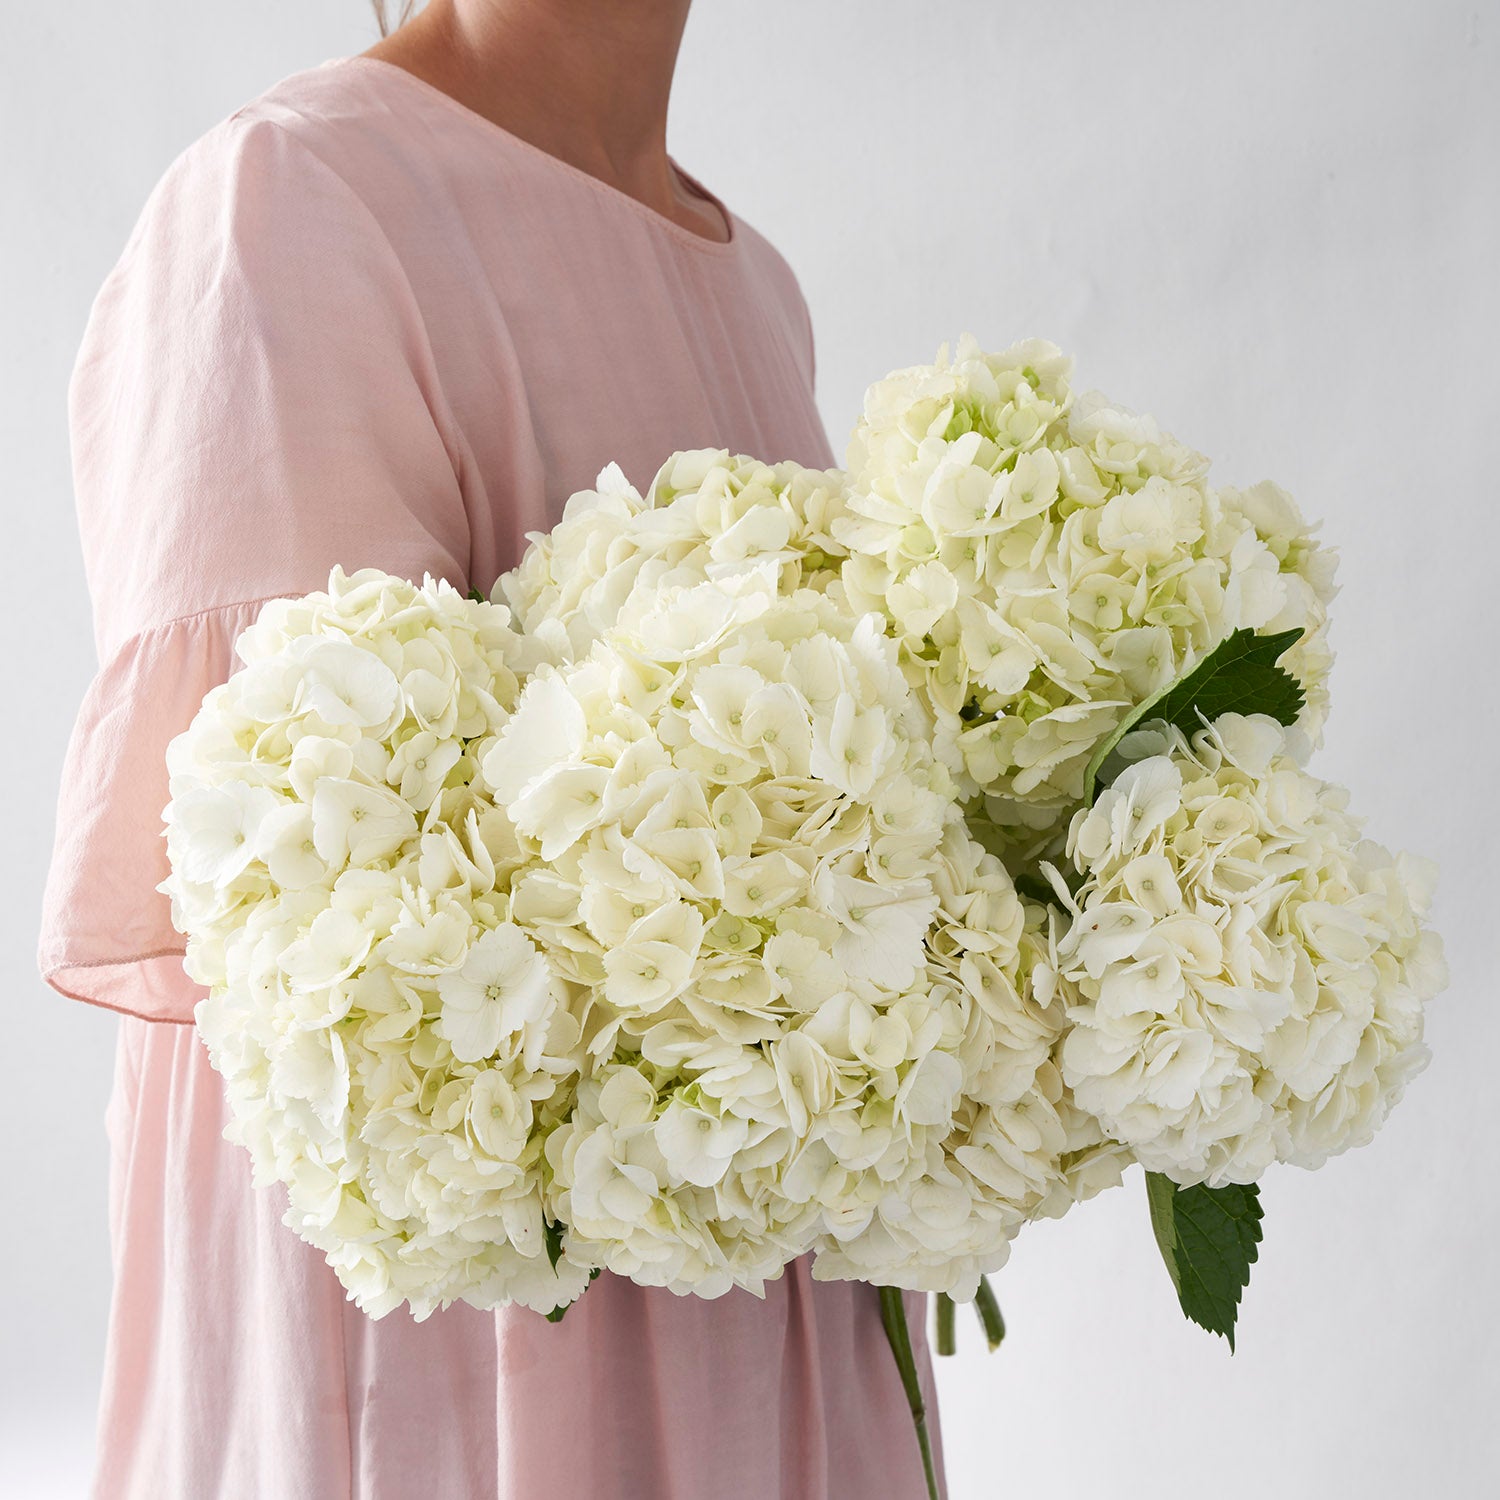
[4,2,1495,1496]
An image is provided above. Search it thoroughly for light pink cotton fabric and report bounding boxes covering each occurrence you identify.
[39,54,945,1500]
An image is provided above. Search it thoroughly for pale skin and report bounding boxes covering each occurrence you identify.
[363,0,729,243]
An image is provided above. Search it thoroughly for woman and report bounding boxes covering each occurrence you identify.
[37,1,945,1496]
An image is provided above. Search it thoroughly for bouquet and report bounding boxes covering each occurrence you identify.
[161,339,1445,1498]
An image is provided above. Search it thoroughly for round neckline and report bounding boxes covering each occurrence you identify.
[321,54,740,257]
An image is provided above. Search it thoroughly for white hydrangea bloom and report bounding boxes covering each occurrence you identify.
[162,567,593,1320]
[500,452,853,656]
[490,536,1112,1298]
[810,873,1127,1298]
[837,337,1338,849]
[1051,712,1447,1187]
[494,573,953,1291]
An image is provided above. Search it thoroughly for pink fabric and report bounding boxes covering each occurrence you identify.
[103,1015,942,1499]
[42,54,945,1499]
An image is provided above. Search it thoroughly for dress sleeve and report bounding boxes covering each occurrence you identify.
[38,116,472,1023]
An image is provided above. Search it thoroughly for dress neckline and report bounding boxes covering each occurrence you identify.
[321,54,741,258]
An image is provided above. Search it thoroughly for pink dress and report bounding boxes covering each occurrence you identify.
[37,55,945,1500]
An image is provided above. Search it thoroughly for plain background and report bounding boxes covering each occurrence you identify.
[4,2,1496,1496]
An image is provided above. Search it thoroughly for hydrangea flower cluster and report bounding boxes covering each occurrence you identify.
[500,452,852,653]
[164,557,1118,1314]
[836,337,1338,846]
[482,562,1112,1297]
[158,338,1447,1364]
[161,568,595,1318]
[1049,713,1447,1187]
[810,876,1126,1295]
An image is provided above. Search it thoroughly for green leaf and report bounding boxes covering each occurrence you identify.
[1145,1171,1263,1351]
[1083,627,1305,804]
[543,1217,565,1271]
[466,585,487,604]
[542,1264,600,1324]
[1012,871,1058,907]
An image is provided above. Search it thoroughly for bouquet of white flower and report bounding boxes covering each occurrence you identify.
[160,339,1447,1499]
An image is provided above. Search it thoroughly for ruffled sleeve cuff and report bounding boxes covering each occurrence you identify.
[37,597,284,1024]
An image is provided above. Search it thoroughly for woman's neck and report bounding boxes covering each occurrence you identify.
[364,0,725,241]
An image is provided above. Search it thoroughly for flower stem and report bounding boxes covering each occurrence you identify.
[973,1275,1005,1352]
[935,1292,957,1356]
[878,1285,940,1500]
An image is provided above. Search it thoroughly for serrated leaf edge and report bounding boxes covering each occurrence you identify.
[1083,627,1305,804]
[1145,1172,1264,1352]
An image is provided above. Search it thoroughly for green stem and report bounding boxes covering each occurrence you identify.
[935,1292,957,1356]
[973,1275,1006,1352]
[878,1285,941,1500]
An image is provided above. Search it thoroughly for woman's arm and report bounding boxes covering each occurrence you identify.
[40,116,471,1022]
